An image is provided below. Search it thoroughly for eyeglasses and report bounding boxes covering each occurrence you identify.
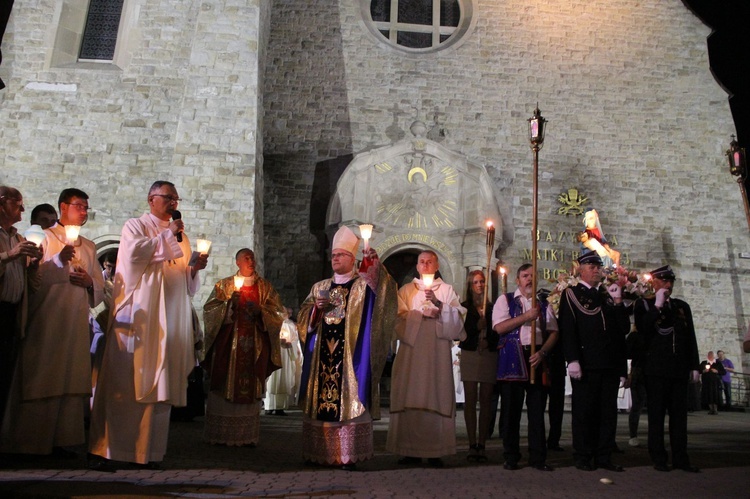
[331,252,352,259]
[65,202,91,212]
[151,194,182,203]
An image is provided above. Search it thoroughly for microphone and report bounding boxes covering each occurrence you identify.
[172,210,183,242]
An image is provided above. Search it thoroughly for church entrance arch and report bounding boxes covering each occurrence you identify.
[327,119,511,298]
[382,244,455,290]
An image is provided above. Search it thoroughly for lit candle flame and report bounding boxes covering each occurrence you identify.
[196,239,212,255]
[234,275,245,291]
[422,273,434,289]
[359,224,373,251]
[24,225,46,247]
[65,225,81,244]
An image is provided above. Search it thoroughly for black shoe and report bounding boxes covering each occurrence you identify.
[675,465,700,473]
[575,462,595,471]
[532,463,554,471]
[397,456,422,466]
[503,462,520,470]
[50,447,78,460]
[275,410,287,416]
[340,463,357,471]
[598,463,624,472]
[87,456,117,473]
[653,464,671,472]
[427,458,444,468]
[547,444,565,452]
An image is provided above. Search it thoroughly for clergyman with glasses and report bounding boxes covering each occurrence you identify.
[1,188,104,458]
[89,181,208,470]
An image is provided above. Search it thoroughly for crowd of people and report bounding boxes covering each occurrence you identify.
[1,183,747,474]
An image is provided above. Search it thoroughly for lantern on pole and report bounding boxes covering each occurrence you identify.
[726,135,750,231]
[527,105,547,383]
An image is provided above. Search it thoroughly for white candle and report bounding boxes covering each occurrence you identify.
[422,273,434,289]
[234,275,245,291]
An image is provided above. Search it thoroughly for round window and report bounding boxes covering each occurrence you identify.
[362,0,477,54]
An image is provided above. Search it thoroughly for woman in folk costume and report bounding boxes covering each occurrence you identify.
[202,248,285,446]
[297,225,397,470]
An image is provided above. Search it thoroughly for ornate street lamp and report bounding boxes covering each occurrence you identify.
[726,135,750,231]
[527,105,547,384]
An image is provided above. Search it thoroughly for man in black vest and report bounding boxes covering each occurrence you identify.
[634,265,700,472]
[558,252,629,472]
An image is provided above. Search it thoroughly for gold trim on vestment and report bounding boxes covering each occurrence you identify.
[297,264,397,422]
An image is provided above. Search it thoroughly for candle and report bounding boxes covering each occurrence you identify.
[499,266,508,294]
[234,275,245,291]
[485,220,495,247]
[359,224,373,251]
[64,225,81,244]
[422,273,434,289]
[24,224,46,247]
[279,326,290,342]
[196,238,212,255]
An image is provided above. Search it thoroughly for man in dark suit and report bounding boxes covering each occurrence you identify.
[558,252,629,472]
[634,265,700,473]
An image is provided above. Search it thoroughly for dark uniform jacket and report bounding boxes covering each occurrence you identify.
[558,283,629,376]
[634,297,699,378]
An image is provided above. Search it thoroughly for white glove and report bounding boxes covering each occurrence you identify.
[568,361,582,380]
[619,377,627,388]
[690,370,700,383]
[607,283,622,300]
[655,288,669,308]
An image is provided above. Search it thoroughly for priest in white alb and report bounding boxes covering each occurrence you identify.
[88,181,208,469]
[387,249,466,468]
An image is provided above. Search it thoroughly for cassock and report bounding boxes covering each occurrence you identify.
[89,213,199,464]
[297,264,397,466]
[386,278,466,458]
[1,224,103,454]
[202,274,285,446]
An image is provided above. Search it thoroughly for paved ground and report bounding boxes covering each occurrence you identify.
[0,407,748,498]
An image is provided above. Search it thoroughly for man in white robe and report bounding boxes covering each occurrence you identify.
[264,308,303,415]
[88,181,208,468]
[1,188,103,456]
[386,250,466,467]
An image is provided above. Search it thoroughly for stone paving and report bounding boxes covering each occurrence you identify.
[0,408,748,498]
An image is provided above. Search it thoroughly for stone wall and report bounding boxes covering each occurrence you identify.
[262,0,749,367]
[0,0,267,310]
[1,0,748,369]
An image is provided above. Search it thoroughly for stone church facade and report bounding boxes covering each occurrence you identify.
[1,1,748,368]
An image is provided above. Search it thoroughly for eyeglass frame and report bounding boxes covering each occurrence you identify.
[0,196,25,210]
[63,202,91,212]
[150,194,182,203]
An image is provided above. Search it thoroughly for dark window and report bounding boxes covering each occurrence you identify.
[79,0,125,61]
